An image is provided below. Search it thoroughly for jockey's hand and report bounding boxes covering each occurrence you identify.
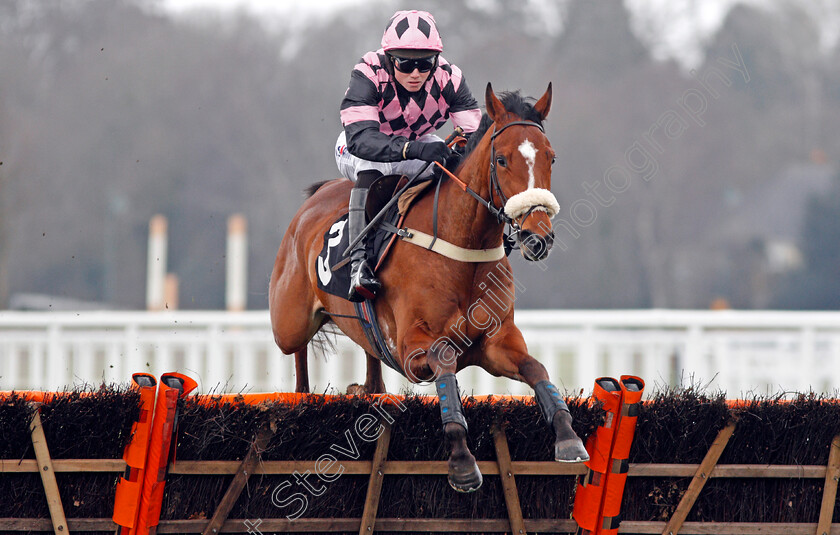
[405,141,452,163]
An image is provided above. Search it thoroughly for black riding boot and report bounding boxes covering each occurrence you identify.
[347,171,382,302]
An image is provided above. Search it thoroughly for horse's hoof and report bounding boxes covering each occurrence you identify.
[555,437,589,463]
[448,463,483,493]
[346,383,365,395]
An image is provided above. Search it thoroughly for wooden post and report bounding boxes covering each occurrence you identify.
[662,421,736,535]
[493,425,526,535]
[816,434,840,535]
[359,423,392,535]
[29,406,69,535]
[202,424,275,535]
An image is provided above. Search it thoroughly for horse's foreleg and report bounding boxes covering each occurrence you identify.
[294,347,310,393]
[437,373,482,491]
[403,328,482,492]
[363,353,386,394]
[482,323,589,463]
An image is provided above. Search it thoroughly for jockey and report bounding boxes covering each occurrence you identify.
[336,9,482,302]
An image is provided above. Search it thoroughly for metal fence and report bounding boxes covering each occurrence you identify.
[1,310,839,396]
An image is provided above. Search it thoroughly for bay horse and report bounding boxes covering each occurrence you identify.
[270,83,588,492]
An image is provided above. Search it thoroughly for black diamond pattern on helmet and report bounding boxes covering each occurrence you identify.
[394,17,410,38]
[417,17,432,38]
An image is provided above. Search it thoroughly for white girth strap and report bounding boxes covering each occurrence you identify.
[399,228,505,262]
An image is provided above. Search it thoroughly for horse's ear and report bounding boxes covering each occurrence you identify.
[534,82,552,121]
[485,82,505,123]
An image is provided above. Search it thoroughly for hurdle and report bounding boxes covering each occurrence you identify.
[2,375,839,534]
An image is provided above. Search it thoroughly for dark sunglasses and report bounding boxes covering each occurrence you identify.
[391,55,436,73]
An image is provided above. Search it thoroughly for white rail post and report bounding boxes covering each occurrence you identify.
[576,323,598,390]
[226,214,248,312]
[682,324,703,387]
[45,323,63,390]
[146,215,168,311]
[800,326,816,392]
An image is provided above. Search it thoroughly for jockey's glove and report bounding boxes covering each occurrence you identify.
[404,140,452,163]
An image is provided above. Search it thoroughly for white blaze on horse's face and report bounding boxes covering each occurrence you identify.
[519,139,537,189]
[503,138,560,222]
[502,129,560,262]
[503,136,559,222]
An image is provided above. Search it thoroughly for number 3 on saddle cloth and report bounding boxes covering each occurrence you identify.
[315,174,434,374]
[315,174,430,297]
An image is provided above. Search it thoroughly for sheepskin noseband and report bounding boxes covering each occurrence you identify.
[503,188,560,220]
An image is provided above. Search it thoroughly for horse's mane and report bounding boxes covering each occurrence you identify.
[464,90,544,156]
[305,180,332,198]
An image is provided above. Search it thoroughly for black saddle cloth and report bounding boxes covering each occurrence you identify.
[315,174,415,299]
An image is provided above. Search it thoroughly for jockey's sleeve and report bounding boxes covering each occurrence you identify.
[346,125,409,163]
[340,69,408,162]
[443,73,482,134]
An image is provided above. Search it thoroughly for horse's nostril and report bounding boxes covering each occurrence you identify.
[545,232,554,250]
[520,230,551,260]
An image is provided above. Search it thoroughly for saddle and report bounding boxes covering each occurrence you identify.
[315,174,433,300]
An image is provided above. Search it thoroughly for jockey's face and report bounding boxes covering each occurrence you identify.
[392,60,433,93]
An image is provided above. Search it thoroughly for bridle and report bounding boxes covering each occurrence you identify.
[435,119,549,253]
[488,120,545,215]
[488,120,549,245]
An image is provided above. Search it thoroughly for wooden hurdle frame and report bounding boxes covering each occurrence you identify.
[2,398,839,534]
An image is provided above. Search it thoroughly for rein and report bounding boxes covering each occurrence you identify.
[434,162,507,223]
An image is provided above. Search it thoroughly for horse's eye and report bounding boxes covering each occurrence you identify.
[496,156,507,168]
[551,156,556,165]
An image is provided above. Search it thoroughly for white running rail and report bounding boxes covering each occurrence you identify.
[1,310,839,396]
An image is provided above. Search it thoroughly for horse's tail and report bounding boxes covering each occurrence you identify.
[308,321,339,360]
[304,180,333,198]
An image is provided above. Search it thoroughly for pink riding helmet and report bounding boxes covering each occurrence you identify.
[381,10,443,53]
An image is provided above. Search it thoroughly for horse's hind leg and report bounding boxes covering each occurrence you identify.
[270,246,324,391]
[294,347,310,393]
[482,322,589,463]
[347,353,385,395]
[363,353,386,394]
